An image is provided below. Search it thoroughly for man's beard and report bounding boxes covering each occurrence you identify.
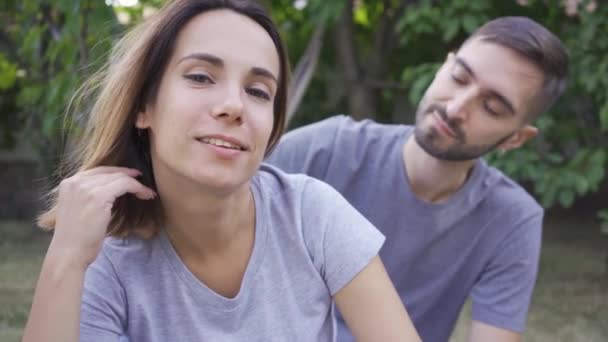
[413,103,513,161]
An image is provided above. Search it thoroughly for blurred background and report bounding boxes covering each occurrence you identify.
[0,0,607,341]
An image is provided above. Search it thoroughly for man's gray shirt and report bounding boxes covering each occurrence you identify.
[266,115,543,342]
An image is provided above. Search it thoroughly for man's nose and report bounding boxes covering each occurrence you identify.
[445,87,478,122]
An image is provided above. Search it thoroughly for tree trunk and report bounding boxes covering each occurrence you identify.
[335,0,376,121]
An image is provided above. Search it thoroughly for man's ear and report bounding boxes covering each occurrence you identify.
[498,125,538,152]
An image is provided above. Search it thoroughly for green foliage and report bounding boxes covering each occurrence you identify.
[272,0,608,225]
[1,0,607,226]
[401,62,440,104]
[0,54,18,91]
[1,0,120,166]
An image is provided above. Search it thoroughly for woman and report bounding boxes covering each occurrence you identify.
[23,1,420,341]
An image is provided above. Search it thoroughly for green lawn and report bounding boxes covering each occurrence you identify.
[1,217,607,341]
[0,221,50,341]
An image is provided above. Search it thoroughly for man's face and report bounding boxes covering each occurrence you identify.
[414,38,543,161]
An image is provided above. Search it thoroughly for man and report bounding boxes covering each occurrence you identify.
[266,17,568,342]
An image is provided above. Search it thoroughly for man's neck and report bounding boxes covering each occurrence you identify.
[402,135,476,203]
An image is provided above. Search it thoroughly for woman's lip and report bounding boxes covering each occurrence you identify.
[197,139,244,159]
[196,134,249,151]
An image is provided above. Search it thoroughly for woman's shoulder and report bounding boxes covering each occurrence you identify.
[255,163,340,202]
[98,233,161,270]
[256,163,314,192]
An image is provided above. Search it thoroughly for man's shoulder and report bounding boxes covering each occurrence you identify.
[330,115,412,139]
[286,115,411,144]
[255,163,334,203]
[479,162,543,218]
[267,115,412,177]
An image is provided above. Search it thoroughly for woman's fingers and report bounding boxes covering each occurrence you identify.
[95,175,156,203]
[77,170,150,195]
[78,166,141,178]
[51,166,157,266]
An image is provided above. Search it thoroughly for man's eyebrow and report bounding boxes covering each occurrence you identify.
[178,53,224,66]
[251,67,278,84]
[486,89,516,115]
[455,56,516,115]
[454,56,475,78]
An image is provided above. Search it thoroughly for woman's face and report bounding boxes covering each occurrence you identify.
[136,9,280,193]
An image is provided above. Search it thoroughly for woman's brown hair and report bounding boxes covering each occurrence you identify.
[38,0,290,236]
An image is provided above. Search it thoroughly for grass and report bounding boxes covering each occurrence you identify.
[1,216,606,341]
[0,221,50,342]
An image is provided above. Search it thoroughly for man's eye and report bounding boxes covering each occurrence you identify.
[451,74,467,85]
[184,74,214,84]
[484,103,502,117]
[246,88,271,101]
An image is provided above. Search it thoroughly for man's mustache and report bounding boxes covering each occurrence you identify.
[425,104,465,142]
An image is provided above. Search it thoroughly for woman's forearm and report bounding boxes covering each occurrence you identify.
[22,243,88,342]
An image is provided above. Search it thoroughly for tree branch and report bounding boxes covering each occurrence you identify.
[286,21,326,123]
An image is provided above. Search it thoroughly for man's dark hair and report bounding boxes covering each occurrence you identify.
[463,16,569,120]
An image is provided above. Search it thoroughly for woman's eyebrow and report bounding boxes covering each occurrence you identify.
[250,67,277,84]
[178,53,224,67]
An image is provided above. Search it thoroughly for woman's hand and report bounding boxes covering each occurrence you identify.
[50,166,156,267]
[22,166,156,342]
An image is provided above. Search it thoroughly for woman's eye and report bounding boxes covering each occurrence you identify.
[246,87,271,101]
[184,74,214,84]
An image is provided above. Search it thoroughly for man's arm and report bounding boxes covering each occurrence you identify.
[469,209,543,340]
[469,320,521,342]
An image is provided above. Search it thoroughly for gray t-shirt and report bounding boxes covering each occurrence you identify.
[79,164,385,342]
[266,115,543,342]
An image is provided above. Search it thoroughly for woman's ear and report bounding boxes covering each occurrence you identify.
[135,108,151,129]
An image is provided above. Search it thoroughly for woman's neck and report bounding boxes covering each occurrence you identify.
[153,163,256,259]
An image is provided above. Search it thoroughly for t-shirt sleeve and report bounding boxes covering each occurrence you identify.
[265,115,346,179]
[470,209,544,333]
[80,245,127,341]
[300,177,385,296]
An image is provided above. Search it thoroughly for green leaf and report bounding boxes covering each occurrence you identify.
[442,20,460,42]
[353,5,370,27]
[574,175,589,195]
[462,14,478,33]
[0,54,18,90]
[600,104,608,131]
[409,72,434,104]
